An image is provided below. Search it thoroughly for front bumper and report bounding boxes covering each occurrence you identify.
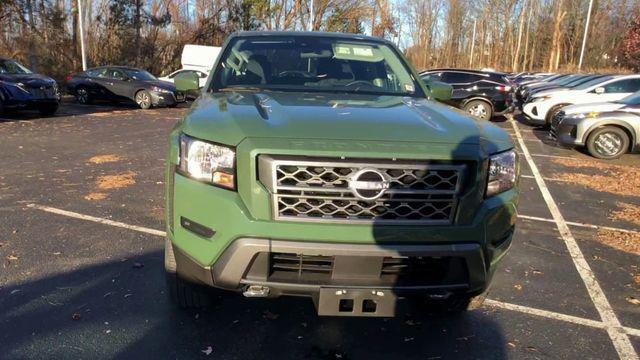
[150,91,185,106]
[522,102,546,124]
[168,169,518,299]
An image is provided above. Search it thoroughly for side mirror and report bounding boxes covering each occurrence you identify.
[428,80,453,101]
[174,72,201,99]
[594,87,605,94]
[174,72,200,92]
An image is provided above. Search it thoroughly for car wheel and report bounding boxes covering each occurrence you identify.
[135,90,152,110]
[463,100,493,120]
[586,126,629,160]
[164,237,211,308]
[76,87,91,104]
[544,104,568,127]
[38,103,59,116]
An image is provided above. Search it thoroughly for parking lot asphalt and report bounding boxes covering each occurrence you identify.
[0,102,638,359]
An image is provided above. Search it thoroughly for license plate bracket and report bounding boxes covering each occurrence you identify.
[316,288,397,317]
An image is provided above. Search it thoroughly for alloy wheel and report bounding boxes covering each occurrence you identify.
[77,88,88,104]
[594,132,623,157]
[136,91,151,109]
[468,104,488,119]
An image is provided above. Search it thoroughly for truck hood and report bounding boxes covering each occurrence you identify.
[562,102,624,115]
[181,91,512,152]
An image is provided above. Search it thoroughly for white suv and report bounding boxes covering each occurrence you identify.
[522,75,640,126]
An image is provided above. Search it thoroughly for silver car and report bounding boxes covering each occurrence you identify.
[550,92,640,159]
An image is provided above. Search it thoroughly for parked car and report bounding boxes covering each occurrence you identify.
[523,74,610,102]
[165,31,519,316]
[65,66,185,109]
[550,91,640,159]
[158,69,208,89]
[0,57,59,116]
[420,68,514,120]
[522,74,640,126]
[515,74,570,103]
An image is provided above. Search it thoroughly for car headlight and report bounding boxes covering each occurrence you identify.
[531,95,551,103]
[179,134,236,189]
[151,85,172,94]
[486,150,518,197]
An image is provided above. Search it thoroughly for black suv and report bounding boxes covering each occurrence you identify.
[420,69,514,120]
[0,58,60,116]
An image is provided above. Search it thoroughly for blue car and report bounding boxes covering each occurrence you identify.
[0,58,60,116]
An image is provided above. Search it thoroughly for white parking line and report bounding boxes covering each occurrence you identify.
[519,214,640,235]
[520,174,571,182]
[26,202,640,341]
[26,203,166,237]
[510,120,638,359]
[516,151,577,160]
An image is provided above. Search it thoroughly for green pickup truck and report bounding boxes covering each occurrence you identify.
[165,31,519,317]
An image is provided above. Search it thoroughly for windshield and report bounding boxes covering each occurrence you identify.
[617,91,640,105]
[573,75,615,90]
[0,59,32,75]
[211,36,421,96]
[125,69,157,81]
[566,75,599,87]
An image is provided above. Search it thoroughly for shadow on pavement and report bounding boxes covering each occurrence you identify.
[0,250,508,359]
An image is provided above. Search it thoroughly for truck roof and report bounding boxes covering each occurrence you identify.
[229,31,392,45]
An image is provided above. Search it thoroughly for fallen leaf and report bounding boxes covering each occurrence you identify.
[132,262,144,269]
[88,154,121,164]
[6,254,18,261]
[507,342,516,348]
[404,337,414,342]
[514,284,523,291]
[84,192,107,201]
[627,296,640,306]
[96,171,136,190]
[201,346,213,356]
[72,313,81,321]
[526,346,538,352]
[531,269,543,275]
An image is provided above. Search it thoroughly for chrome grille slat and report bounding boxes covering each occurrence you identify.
[258,155,465,224]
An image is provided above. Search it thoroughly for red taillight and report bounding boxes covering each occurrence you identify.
[65,74,73,82]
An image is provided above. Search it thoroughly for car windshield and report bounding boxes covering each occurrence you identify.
[617,91,640,105]
[211,36,421,96]
[0,59,32,74]
[125,69,157,81]
[573,75,615,90]
[566,75,599,87]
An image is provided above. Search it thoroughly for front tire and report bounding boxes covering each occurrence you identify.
[76,87,91,104]
[586,126,629,159]
[544,104,569,127]
[463,100,493,120]
[165,237,211,308]
[135,90,152,110]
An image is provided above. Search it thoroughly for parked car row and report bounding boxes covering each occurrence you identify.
[513,72,640,159]
[0,57,190,117]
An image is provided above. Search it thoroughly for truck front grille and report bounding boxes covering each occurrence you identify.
[258,155,466,224]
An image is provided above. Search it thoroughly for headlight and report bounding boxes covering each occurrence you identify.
[531,95,551,103]
[151,85,172,93]
[179,134,236,189]
[486,150,518,197]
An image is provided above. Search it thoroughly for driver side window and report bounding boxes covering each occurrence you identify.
[108,69,127,81]
[603,79,640,93]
